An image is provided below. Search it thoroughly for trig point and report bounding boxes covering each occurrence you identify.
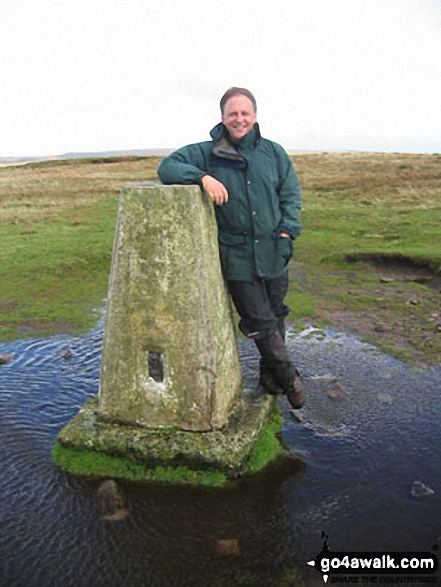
[98,182,242,431]
[55,183,281,485]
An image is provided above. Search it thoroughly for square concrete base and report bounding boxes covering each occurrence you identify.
[55,390,283,483]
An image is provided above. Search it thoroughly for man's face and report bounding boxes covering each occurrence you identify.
[221,94,257,143]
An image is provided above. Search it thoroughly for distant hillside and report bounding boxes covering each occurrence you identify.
[0,148,175,165]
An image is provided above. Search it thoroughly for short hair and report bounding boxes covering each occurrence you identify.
[220,87,257,114]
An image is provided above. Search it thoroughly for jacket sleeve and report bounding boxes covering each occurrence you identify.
[274,145,302,239]
[157,143,209,186]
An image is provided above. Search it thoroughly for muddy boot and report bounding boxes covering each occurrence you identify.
[259,358,284,395]
[285,366,306,410]
[255,330,306,409]
[258,321,286,394]
[271,359,306,409]
[277,319,286,342]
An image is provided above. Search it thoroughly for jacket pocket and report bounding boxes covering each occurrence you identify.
[218,231,248,247]
[275,235,293,269]
[218,232,249,278]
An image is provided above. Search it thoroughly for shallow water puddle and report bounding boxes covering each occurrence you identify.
[1,323,440,586]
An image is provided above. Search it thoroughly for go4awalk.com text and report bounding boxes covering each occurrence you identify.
[308,549,438,584]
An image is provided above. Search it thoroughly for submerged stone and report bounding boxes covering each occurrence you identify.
[97,479,130,522]
[215,539,241,556]
[327,383,347,400]
[0,354,14,364]
[411,480,435,497]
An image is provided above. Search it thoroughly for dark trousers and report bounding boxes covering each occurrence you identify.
[227,270,290,341]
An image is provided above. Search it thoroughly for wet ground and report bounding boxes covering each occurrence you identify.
[0,322,440,586]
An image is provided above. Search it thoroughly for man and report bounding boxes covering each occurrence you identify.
[158,87,305,409]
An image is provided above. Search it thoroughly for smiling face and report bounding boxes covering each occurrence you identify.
[221,94,257,143]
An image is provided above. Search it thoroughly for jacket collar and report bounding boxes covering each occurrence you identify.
[210,122,261,160]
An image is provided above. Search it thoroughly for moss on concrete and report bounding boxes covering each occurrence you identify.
[248,405,286,472]
[52,442,229,487]
[54,394,286,487]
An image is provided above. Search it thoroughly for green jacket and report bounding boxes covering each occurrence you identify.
[158,123,302,281]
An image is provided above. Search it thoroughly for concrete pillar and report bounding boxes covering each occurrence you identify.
[98,182,242,431]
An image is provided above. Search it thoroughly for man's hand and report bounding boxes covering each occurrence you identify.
[202,175,229,205]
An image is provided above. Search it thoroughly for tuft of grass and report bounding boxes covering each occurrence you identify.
[284,292,317,320]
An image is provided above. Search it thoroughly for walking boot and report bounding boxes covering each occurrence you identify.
[259,358,284,395]
[255,330,306,409]
[271,359,306,409]
[285,367,306,410]
[277,318,286,342]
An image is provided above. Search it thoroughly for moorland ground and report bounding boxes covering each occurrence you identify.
[1,152,440,365]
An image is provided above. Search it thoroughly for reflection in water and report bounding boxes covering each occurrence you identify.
[0,322,440,586]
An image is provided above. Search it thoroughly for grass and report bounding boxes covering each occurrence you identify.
[293,151,441,265]
[1,151,440,363]
[0,156,160,339]
[285,151,441,364]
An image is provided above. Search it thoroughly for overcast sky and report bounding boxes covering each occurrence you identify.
[2,0,440,157]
